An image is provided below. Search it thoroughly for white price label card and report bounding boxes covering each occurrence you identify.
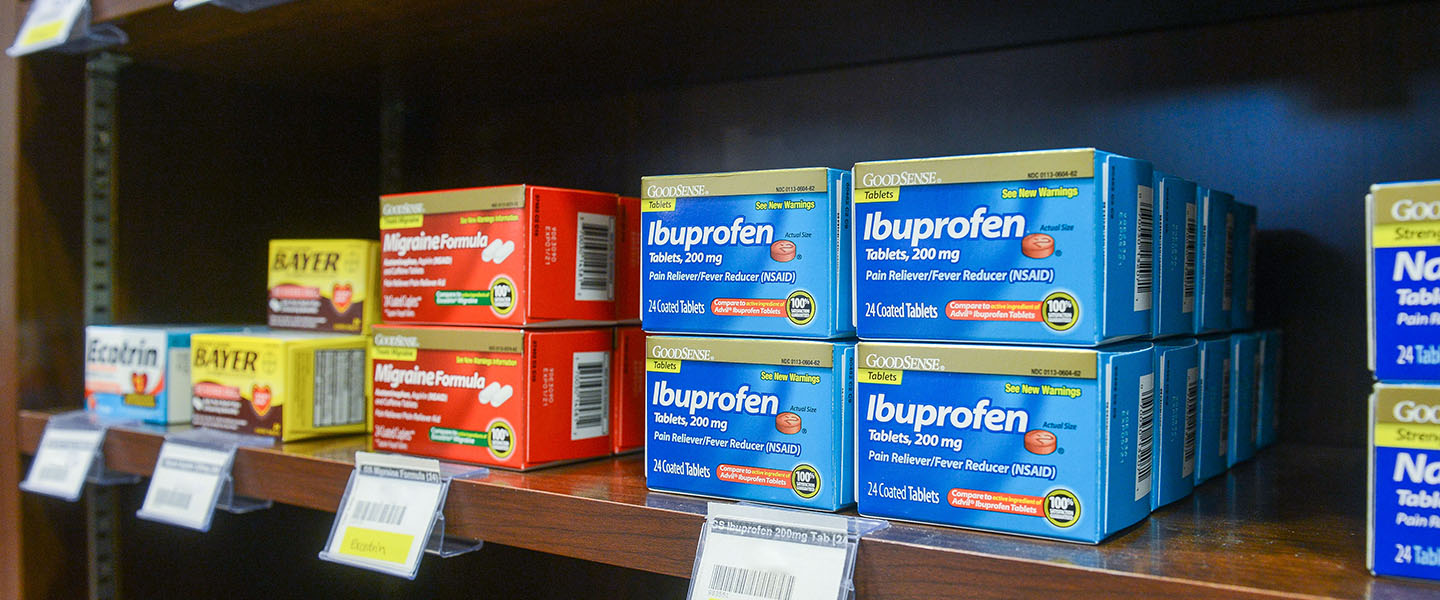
[6,0,87,57]
[136,441,235,531]
[20,425,105,501]
[689,504,857,600]
[320,452,445,579]
[172,0,211,9]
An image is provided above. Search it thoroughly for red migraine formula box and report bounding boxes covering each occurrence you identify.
[379,185,620,326]
[369,324,613,470]
[611,325,645,454]
[615,196,642,323]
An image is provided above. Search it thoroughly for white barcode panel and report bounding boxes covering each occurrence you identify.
[1135,373,1155,501]
[352,499,407,526]
[574,212,615,302]
[572,350,611,440]
[1134,185,1154,311]
[1183,366,1199,478]
[1182,202,1197,314]
[1220,358,1231,458]
[1222,212,1234,311]
[152,487,194,511]
[709,564,796,600]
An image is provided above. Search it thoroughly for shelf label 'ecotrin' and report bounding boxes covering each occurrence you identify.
[319,452,448,579]
[6,0,87,57]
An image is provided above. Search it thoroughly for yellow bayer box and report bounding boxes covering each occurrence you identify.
[190,330,370,441]
[268,239,380,333]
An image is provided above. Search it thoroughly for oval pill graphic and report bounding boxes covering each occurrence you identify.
[1022,233,1055,259]
[770,240,797,262]
[1024,429,1057,455]
[776,412,802,434]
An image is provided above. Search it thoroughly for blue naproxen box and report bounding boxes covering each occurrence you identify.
[1195,335,1231,483]
[855,341,1153,543]
[85,324,243,424]
[1369,384,1440,581]
[1231,202,1257,330]
[640,168,852,338]
[1227,332,1259,466]
[1195,187,1232,334]
[1368,181,1440,381]
[1153,173,1197,339]
[1256,329,1282,448]
[852,148,1153,346]
[1152,339,1197,509]
[645,335,855,511]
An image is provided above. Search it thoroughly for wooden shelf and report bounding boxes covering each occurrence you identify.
[18,409,1440,599]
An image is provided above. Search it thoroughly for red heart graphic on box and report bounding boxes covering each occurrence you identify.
[251,384,273,416]
[332,283,353,313]
[131,372,148,394]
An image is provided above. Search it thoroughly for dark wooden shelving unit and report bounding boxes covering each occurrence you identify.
[18,410,1440,599]
[7,0,1440,597]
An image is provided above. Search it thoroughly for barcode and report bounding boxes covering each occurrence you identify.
[574,212,615,302]
[1220,358,1230,457]
[571,351,610,440]
[351,499,406,526]
[1252,349,1263,444]
[1247,225,1257,313]
[1222,212,1234,311]
[709,564,795,600]
[1183,366,1199,477]
[1182,202,1196,314]
[1135,373,1155,502]
[38,465,71,483]
[314,348,365,427]
[1134,186,1154,311]
[153,487,193,511]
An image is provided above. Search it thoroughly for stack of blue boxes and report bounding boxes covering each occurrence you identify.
[640,168,858,511]
[850,149,1280,543]
[1367,180,1440,581]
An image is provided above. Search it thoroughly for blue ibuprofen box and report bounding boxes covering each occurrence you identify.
[1195,334,1231,483]
[84,324,244,424]
[855,341,1153,543]
[1152,338,1197,509]
[640,168,852,338]
[1369,384,1440,581]
[852,148,1153,346]
[1227,332,1259,467]
[1153,172,1197,339]
[645,335,855,511]
[1195,187,1232,334]
[1368,181,1440,382]
[1256,329,1282,448]
[1231,202,1257,330]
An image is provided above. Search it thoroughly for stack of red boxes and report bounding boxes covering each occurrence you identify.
[369,185,643,469]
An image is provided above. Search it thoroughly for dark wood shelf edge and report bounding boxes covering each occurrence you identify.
[14,409,1426,600]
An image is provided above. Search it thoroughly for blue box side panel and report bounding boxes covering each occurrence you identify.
[1152,175,1195,338]
[833,169,855,335]
[839,345,856,505]
[1102,348,1152,536]
[1227,334,1258,466]
[1196,337,1230,482]
[1100,154,1154,341]
[1231,204,1255,329]
[1153,343,1197,508]
[1257,330,1281,448]
[1195,189,1232,334]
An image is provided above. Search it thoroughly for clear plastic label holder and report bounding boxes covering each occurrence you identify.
[173,0,296,13]
[318,451,487,579]
[6,0,127,57]
[687,503,889,600]
[135,428,275,531]
[20,410,140,501]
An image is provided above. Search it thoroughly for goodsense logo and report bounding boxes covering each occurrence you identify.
[864,354,943,371]
[1393,400,1440,423]
[647,184,709,198]
[1390,199,1440,221]
[373,333,420,348]
[860,171,941,187]
[382,202,425,216]
[650,345,715,361]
